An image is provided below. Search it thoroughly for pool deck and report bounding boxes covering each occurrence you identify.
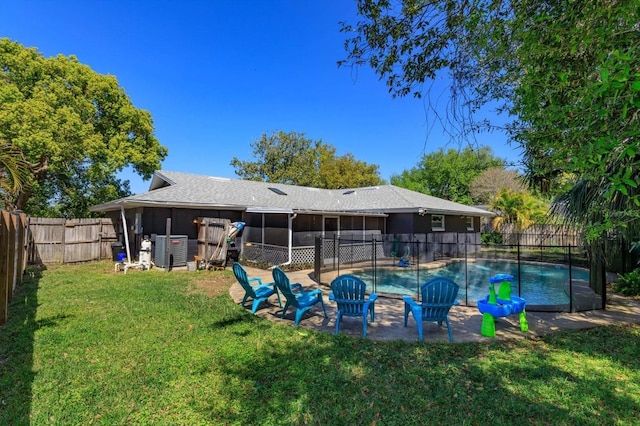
[230,266,640,343]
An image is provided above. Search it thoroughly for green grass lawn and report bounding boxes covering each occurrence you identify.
[1,262,639,425]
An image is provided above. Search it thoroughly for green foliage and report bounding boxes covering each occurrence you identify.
[0,140,30,209]
[0,39,168,217]
[481,231,503,245]
[341,1,640,240]
[513,1,640,240]
[390,145,505,204]
[613,270,640,297]
[490,188,549,232]
[230,130,384,188]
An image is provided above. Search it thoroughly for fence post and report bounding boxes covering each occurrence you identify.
[517,240,522,297]
[1,211,10,325]
[333,235,337,273]
[464,233,468,305]
[15,213,27,286]
[314,237,322,285]
[568,245,573,312]
[61,219,67,264]
[372,237,376,293]
[600,249,607,310]
[165,218,172,271]
[414,235,420,293]
[8,212,17,296]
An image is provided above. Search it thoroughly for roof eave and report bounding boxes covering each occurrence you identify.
[90,199,247,212]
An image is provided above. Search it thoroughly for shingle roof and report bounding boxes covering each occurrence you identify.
[91,170,493,216]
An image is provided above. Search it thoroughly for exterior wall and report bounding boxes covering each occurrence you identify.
[386,213,414,234]
[109,207,243,261]
[387,213,480,234]
[142,207,242,239]
[121,207,484,266]
[434,214,479,233]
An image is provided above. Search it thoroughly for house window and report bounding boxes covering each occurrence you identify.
[466,217,474,231]
[431,215,445,231]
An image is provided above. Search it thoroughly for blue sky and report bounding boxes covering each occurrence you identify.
[0,0,520,194]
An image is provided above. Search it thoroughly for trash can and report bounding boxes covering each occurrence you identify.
[111,242,126,262]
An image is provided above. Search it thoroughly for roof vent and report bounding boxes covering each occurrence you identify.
[268,187,287,196]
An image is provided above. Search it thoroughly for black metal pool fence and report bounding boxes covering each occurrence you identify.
[315,234,604,313]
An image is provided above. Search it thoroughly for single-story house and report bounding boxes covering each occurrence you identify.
[91,170,494,266]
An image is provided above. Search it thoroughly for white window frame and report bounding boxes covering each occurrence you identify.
[431,214,445,231]
[466,216,475,231]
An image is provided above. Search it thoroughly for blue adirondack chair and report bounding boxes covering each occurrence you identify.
[329,274,378,336]
[233,262,281,314]
[272,267,327,326]
[403,277,460,342]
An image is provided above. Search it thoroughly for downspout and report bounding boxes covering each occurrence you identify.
[120,204,132,263]
[275,213,297,267]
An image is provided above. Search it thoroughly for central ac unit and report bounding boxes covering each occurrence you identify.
[154,235,188,268]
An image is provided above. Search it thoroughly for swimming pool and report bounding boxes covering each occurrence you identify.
[356,260,590,306]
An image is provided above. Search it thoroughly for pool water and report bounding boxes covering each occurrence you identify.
[357,260,590,306]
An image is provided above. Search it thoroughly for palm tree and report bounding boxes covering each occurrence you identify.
[490,189,549,232]
[0,142,31,211]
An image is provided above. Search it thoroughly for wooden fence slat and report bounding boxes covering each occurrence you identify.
[1,211,11,325]
[8,212,17,299]
[15,213,27,288]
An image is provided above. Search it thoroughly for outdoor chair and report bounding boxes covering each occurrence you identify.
[272,267,327,326]
[329,274,378,337]
[403,276,460,342]
[233,262,281,314]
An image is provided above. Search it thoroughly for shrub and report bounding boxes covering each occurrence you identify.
[481,232,503,245]
[613,269,640,296]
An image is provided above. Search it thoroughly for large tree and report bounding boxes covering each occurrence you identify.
[469,167,526,205]
[230,131,384,188]
[340,0,640,239]
[390,146,505,204]
[0,39,168,217]
[511,1,640,239]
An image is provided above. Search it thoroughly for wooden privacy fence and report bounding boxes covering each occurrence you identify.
[28,217,119,264]
[1,210,29,326]
[497,224,584,247]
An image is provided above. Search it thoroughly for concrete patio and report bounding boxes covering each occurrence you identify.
[230,266,640,343]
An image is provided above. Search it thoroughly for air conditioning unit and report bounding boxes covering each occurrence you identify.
[154,235,188,268]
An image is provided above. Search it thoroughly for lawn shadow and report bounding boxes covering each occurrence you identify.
[0,265,44,424]
[197,311,640,425]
